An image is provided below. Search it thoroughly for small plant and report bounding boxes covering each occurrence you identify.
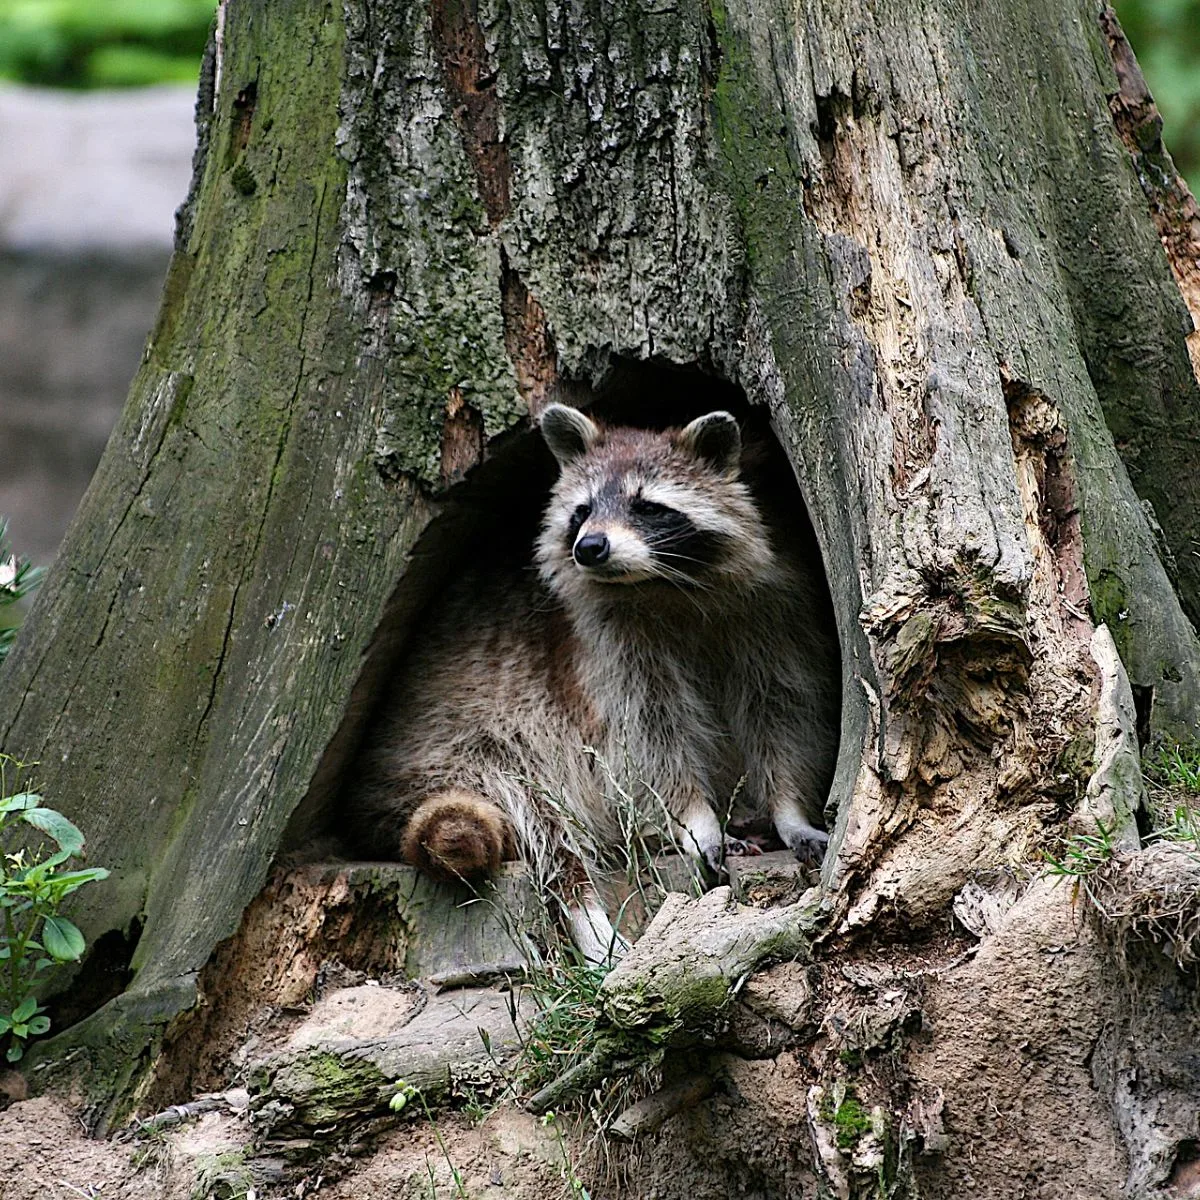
[1042,820,1116,880]
[0,520,44,665]
[0,755,108,1062]
[541,1111,592,1200]
[390,1081,468,1199]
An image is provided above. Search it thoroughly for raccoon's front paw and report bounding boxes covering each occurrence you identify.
[784,827,829,867]
[700,840,729,878]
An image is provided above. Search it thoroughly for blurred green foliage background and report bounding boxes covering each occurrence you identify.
[0,0,215,88]
[1117,0,1200,193]
[0,0,1195,192]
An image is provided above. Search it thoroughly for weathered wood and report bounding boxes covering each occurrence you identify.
[599,887,814,1048]
[134,860,536,1126]
[249,986,532,1155]
[0,0,1198,1192]
[609,1074,716,1142]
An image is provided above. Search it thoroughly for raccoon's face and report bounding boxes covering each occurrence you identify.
[535,405,775,603]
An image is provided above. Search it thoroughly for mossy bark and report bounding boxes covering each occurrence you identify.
[1,0,1198,1193]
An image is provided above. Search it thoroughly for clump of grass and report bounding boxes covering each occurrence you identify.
[1147,802,1200,855]
[1143,741,1200,797]
[514,953,610,1095]
[1140,738,1200,862]
[1042,820,1116,888]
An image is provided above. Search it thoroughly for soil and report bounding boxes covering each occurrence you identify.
[0,876,1165,1200]
[1,1096,160,1200]
[0,1092,594,1200]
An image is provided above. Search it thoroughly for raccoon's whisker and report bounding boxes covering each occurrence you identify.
[643,563,713,615]
[646,557,715,593]
[649,548,714,572]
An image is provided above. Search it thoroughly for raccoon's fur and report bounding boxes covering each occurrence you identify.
[350,404,840,959]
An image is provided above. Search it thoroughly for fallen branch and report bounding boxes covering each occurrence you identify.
[609,1074,715,1141]
[528,887,817,1113]
[118,1088,250,1139]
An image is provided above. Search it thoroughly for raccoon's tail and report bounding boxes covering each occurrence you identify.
[401,789,516,882]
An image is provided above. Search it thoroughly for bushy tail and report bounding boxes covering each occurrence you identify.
[401,789,515,881]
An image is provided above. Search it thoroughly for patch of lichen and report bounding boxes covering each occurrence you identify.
[1057,732,1096,791]
[833,1091,872,1150]
[253,1048,395,1128]
[340,0,523,489]
[707,0,803,275]
[602,924,808,1054]
[1090,567,1134,665]
[191,1148,254,1200]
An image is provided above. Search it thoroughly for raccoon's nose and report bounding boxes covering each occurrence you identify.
[573,532,610,567]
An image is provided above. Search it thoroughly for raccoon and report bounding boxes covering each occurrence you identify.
[350,404,840,960]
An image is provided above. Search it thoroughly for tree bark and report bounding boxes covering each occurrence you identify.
[2,0,1199,1195]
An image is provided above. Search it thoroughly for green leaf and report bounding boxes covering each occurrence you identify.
[47,868,109,888]
[21,807,84,857]
[27,1016,50,1036]
[5,1044,22,1063]
[12,996,37,1023]
[0,1015,11,1033]
[15,861,51,887]
[0,793,41,813]
[41,916,86,962]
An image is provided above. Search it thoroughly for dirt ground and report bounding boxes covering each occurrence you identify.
[0,881,1175,1200]
[0,1093,589,1200]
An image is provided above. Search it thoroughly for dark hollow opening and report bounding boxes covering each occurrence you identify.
[283,357,842,861]
[1131,684,1153,751]
[45,918,141,1035]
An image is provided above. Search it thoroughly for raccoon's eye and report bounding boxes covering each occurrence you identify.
[568,503,591,535]
[630,498,674,519]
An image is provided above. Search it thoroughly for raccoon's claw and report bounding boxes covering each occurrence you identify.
[723,835,764,858]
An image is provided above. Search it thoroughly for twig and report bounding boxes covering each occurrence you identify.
[116,1089,250,1140]
[526,1046,620,1115]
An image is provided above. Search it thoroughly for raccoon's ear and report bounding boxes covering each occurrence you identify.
[540,404,600,466]
[679,411,741,475]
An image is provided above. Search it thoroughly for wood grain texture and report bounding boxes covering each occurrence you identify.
[1,0,1198,1188]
